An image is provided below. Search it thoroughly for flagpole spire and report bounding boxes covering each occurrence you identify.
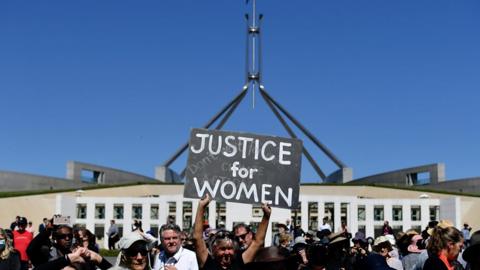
[245,0,262,109]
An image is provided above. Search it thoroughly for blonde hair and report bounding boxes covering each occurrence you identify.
[0,228,15,260]
[426,221,462,255]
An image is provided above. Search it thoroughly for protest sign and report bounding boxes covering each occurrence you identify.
[184,128,302,209]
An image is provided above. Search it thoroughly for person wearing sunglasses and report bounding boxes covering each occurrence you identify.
[233,224,253,251]
[27,219,111,270]
[111,233,152,270]
[193,194,271,270]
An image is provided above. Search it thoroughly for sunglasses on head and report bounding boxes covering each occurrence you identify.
[214,230,234,241]
[56,233,73,240]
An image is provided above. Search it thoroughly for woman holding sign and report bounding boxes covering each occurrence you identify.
[193,194,271,270]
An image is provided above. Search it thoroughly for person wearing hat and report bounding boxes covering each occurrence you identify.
[111,233,152,270]
[462,223,473,248]
[350,231,369,270]
[12,217,32,270]
[244,246,296,270]
[369,236,402,270]
[463,230,480,270]
[272,223,288,247]
[193,194,271,270]
[292,236,309,267]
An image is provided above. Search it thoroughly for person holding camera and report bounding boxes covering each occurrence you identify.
[26,216,112,270]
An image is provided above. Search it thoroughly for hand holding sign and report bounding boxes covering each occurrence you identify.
[261,203,271,218]
[198,194,211,210]
[184,128,302,209]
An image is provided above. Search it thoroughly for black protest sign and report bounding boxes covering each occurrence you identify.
[184,128,302,209]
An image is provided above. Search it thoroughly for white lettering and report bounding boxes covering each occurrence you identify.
[261,184,273,204]
[238,136,254,159]
[249,168,258,179]
[236,182,259,201]
[275,186,292,207]
[279,142,292,165]
[230,162,240,177]
[223,135,237,157]
[190,133,209,154]
[208,135,222,155]
[220,181,236,199]
[261,141,276,161]
[238,167,249,178]
[193,177,220,197]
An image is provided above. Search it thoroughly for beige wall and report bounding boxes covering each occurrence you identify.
[1,184,479,232]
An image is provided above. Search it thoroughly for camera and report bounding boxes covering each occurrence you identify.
[53,215,71,225]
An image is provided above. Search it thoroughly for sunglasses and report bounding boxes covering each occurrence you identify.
[125,246,149,257]
[235,232,249,241]
[214,230,234,242]
[56,233,73,240]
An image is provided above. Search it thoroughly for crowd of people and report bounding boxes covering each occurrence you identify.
[1,199,479,270]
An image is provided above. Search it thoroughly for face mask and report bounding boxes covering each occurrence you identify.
[0,239,6,251]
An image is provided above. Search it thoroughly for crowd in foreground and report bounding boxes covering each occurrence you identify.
[1,196,479,270]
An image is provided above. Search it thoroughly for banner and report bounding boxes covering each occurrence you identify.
[184,128,302,209]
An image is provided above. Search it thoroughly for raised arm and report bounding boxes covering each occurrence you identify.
[193,194,211,268]
[242,203,271,263]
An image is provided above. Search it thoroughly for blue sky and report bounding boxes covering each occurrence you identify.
[1,0,479,183]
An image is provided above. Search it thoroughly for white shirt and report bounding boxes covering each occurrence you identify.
[318,223,332,232]
[153,247,198,270]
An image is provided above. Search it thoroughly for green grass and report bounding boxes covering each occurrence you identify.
[99,248,120,257]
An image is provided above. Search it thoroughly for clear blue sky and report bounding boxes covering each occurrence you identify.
[1,0,479,183]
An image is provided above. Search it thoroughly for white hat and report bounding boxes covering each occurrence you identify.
[373,236,390,247]
[385,234,396,245]
[118,233,149,250]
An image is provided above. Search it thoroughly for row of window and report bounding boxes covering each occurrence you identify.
[358,205,439,222]
[76,202,190,220]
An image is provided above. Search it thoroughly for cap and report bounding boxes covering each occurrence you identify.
[18,217,28,226]
[118,233,149,250]
[293,236,307,247]
[373,236,390,247]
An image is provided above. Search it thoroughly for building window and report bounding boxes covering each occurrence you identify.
[168,202,176,224]
[183,202,193,230]
[94,224,104,240]
[411,206,421,221]
[374,206,384,221]
[308,202,318,230]
[77,204,87,219]
[291,204,301,226]
[429,206,439,221]
[150,205,159,220]
[216,202,226,228]
[252,206,263,217]
[150,225,159,238]
[392,206,403,221]
[114,205,124,219]
[132,205,142,219]
[358,205,366,221]
[95,204,105,219]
